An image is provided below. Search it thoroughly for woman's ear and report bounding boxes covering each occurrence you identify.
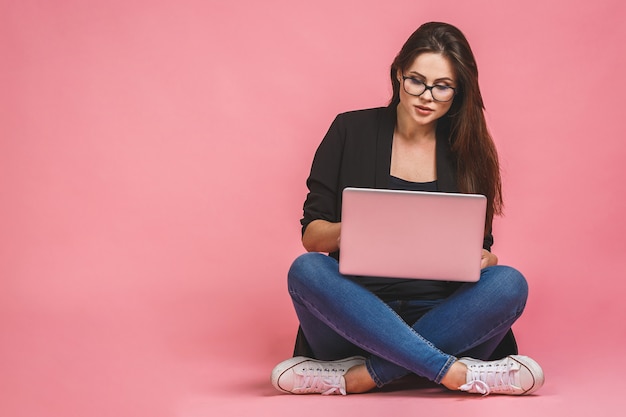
[396,69,403,83]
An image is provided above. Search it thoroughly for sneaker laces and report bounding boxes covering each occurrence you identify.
[460,360,520,395]
[293,366,347,395]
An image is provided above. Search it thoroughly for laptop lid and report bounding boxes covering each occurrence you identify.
[339,187,487,282]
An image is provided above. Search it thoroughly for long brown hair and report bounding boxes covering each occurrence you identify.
[390,22,503,230]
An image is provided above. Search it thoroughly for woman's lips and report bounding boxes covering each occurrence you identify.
[415,105,433,115]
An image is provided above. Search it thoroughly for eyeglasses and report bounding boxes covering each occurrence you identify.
[401,76,456,102]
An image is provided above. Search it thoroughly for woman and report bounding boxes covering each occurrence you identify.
[271,22,544,396]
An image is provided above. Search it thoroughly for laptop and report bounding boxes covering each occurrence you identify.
[339,187,486,282]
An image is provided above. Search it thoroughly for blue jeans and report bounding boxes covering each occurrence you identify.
[287,252,528,386]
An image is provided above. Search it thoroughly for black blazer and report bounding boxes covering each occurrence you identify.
[301,106,494,258]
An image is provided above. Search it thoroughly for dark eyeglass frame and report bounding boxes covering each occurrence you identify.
[401,75,457,102]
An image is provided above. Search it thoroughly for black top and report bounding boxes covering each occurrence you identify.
[389,175,438,192]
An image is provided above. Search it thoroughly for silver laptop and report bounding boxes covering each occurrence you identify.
[339,187,487,282]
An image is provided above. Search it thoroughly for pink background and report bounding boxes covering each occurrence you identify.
[2,1,625,416]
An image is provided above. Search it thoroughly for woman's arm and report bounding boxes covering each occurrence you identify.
[302,220,342,253]
[300,115,346,253]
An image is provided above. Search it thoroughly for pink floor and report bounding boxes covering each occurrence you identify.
[1,293,623,417]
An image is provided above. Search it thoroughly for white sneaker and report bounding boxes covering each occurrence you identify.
[458,355,544,395]
[271,356,366,395]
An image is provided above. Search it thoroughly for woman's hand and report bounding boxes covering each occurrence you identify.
[302,220,342,253]
[480,249,498,269]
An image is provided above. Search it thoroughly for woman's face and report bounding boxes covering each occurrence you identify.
[397,52,457,128]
